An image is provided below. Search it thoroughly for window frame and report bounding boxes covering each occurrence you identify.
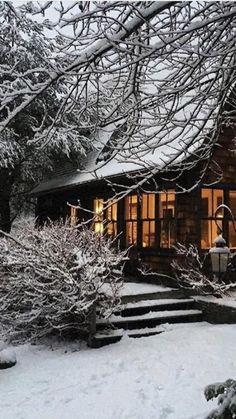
[125,194,138,246]
[93,197,118,237]
[200,187,236,250]
[106,199,118,237]
[124,191,176,249]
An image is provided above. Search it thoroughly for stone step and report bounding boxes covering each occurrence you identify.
[120,285,185,304]
[90,326,164,348]
[90,282,204,348]
[96,309,203,331]
[90,321,205,348]
[119,298,196,317]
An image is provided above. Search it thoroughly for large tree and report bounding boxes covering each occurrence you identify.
[1,1,236,228]
[0,2,90,231]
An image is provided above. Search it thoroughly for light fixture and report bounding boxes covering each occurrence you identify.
[209,235,230,277]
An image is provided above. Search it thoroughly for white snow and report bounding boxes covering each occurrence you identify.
[0,323,236,419]
[120,282,175,296]
[95,322,176,338]
[100,281,175,298]
[0,348,16,365]
[123,298,192,309]
[97,309,202,324]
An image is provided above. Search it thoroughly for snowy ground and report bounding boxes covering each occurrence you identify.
[120,282,175,296]
[0,323,235,419]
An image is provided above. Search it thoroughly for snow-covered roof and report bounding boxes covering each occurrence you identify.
[30,106,215,196]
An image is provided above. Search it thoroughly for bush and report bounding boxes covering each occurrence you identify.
[0,220,126,343]
[205,379,236,418]
[171,243,236,296]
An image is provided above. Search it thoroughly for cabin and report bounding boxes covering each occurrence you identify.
[30,123,236,277]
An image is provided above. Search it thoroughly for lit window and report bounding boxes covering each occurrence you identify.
[141,194,155,247]
[159,191,175,248]
[70,207,78,226]
[93,198,104,233]
[125,191,175,248]
[201,189,223,249]
[125,195,138,245]
[107,199,118,236]
[229,191,236,248]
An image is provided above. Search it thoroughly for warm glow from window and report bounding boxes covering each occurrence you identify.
[140,191,176,248]
[93,198,104,233]
[107,199,118,236]
[229,191,236,248]
[142,221,155,247]
[159,191,175,218]
[125,195,138,245]
[142,194,155,219]
[201,189,224,249]
[141,194,155,247]
[70,207,78,226]
[159,191,175,248]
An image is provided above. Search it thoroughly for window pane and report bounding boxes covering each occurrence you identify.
[201,220,210,249]
[142,221,155,247]
[141,194,155,219]
[213,189,224,217]
[141,194,148,219]
[107,200,117,221]
[160,220,175,248]
[94,198,103,221]
[107,222,117,236]
[125,195,137,220]
[70,207,78,226]
[125,196,138,246]
[159,191,175,218]
[130,196,138,220]
[159,193,167,218]
[141,194,156,247]
[149,221,156,246]
[93,198,104,234]
[94,222,104,234]
[148,194,155,218]
[201,189,212,217]
[107,204,112,220]
[126,221,137,245]
[201,189,223,217]
[229,191,236,218]
[112,201,117,221]
[229,221,236,248]
[142,221,149,247]
[167,192,175,217]
[201,220,222,249]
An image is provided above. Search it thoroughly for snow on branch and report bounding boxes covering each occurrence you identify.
[171,243,236,296]
[1,1,236,185]
[205,379,236,419]
[0,219,127,343]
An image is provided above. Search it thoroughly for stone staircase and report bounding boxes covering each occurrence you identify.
[90,282,204,348]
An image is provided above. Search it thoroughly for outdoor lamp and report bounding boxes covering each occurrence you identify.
[209,236,230,276]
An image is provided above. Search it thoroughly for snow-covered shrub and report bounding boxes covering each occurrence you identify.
[0,348,16,369]
[171,243,233,296]
[0,220,126,343]
[205,379,236,418]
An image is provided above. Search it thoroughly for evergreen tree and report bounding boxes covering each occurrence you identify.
[0,3,89,231]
